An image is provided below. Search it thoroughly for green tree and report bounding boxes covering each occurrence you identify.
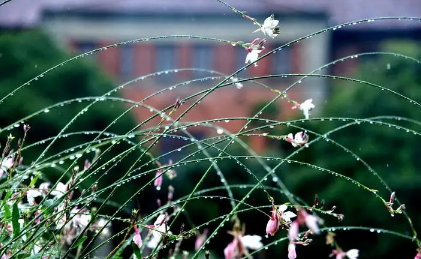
[0,30,155,207]
[284,41,421,258]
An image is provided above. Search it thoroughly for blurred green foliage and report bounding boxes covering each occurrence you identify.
[0,30,155,209]
[179,40,421,259]
[284,40,421,259]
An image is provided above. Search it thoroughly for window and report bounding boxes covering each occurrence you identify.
[191,45,214,80]
[155,45,176,82]
[120,45,133,80]
[76,41,97,61]
[235,46,249,78]
[271,45,291,76]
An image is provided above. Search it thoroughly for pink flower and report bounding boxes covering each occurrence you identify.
[224,236,244,259]
[288,243,297,259]
[195,229,208,251]
[288,209,320,241]
[286,132,309,147]
[266,207,280,236]
[288,221,299,241]
[35,210,41,224]
[154,169,163,191]
[331,248,359,259]
[165,160,177,180]
[133,225,143,248]
[303,214,319,234]
[244,38,266,67]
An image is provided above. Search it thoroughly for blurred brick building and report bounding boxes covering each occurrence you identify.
[1,0,420,153]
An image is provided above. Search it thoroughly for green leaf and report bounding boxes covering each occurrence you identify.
[70,236,87,249]
[29,172,41,188]
[42,199,55,214]
[25,254,44,259]
[4,204,11,219]
[131,242,142,259]
[12,202,21,238]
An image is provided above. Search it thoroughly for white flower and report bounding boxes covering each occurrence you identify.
[32,244,42,255]
[245,49,262,67]
[95,218,112,238]
[299,99,315,119]
[26,189,42,206]
[254,15,280,38]
[288,243,297,259]
[71,208,91,229]
[241,235,263,250]
[146,234,160,249]
[278,204,296,222]
[346,249,359,259]
[231,77,243,89]
[39,182,50,193]
[0,157,14,177]
[51,182,67,197]
[147,214,169,248]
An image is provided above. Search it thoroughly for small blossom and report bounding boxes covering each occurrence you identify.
[26,189,42,206]
[224,236,243,259]
[154,170,163,191]
[331,248,359,259]
[84,159,91,170]
[165,160,177,180]
[293,99,315,119]
[244,38,266,67]
[0,157,14,177]
[94,218,112,238]
[286,132,309,147]
[241,235,263,250]
[266,207,280,236]
[346,249,359,259]
[146,214,168,248]
[133,225,143,248]
[288,221,299,241]
[303,214,319,234]
[253,14,280,38]
[39,182,50,194]
[288,243,297,259]
[231,77,243,89]
[326,232,336,245]
[245,49,262,67]
[279,204,297,222]
[51,182,67,197]
[195,229,208,251]
[71,208,91,229]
